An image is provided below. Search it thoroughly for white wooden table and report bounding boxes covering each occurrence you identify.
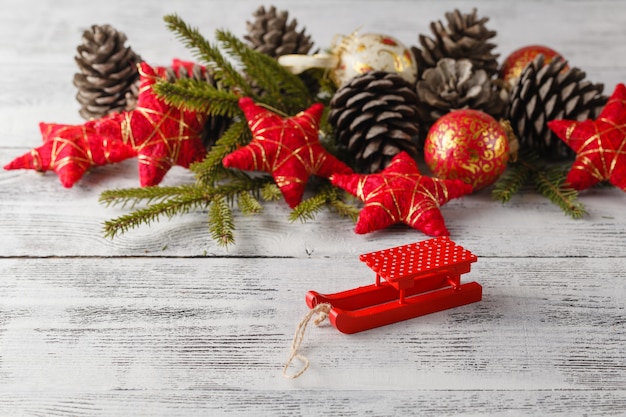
[2,1,625,415]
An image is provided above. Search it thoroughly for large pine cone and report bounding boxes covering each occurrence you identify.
[506,54,607,160]
[412,8,499,79]
[73,24,142,120]
[244,5,314,58]
[416,58,506,130]
[329,71,420,173]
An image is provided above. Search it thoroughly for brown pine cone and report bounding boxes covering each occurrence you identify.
[412,8,499,79]
[244,5,314,58]
[506,54,607,160]
[73,24,142,120]
[416,58,506,131]
[329,71,420,173]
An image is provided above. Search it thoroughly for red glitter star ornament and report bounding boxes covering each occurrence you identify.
[4,122,135,188]
[548,83,626,191]
[95,62,207,186]
[223,97,352,208]
[331,151,473,236]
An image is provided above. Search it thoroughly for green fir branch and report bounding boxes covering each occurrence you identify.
[289,185,360,223]
[289,191,330,223]
[212,173,273,204]
[102,191,210,239]
[191,121,251,184]
[153,79,240,117]
[237,191,263,216]
[492,161,534,203]
[163,14,252,95]
[260,183,282,201]
[208,195,235,246]
[328,198,360,222]
[99,185,200,209]
[492,149,586,218]
[215,29,312,113]
[534,165,587,219]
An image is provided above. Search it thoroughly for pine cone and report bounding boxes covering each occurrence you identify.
[416,58,506,131]
[506,54,607,160]
[244,5,314,58]
[329,71,420,173]
[73,24,142,120]
[412,8,499,79]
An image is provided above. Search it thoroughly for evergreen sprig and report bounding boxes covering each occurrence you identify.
[208,195,235,246]
[237,191,263,216]
[153,78,240,117]
[535,166,587,219]
[289,184,360,223]
[492,149,586,218]
[214,29,311,113]
[103,190,209,239]
[492,150,538,203]
[100,185,200,209]
[163,14,252,95]
[101,14,350,246]
[191,120,251,185]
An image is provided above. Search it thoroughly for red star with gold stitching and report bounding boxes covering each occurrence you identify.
[548,83,626,191]
[95,62,207,186]
[331,151,473,236]
[223,97,352,208]
[4,122,135,188]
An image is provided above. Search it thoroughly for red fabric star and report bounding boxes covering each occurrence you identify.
[331,151,473,236]
[4,122,135,188]
[95,62,207,186]
[548,83,626,191]
[223,97,352,208]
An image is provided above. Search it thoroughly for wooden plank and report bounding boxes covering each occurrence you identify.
[1,390,625,417]
[2,163,626,258]
[1,258,624,383]
[0,256,624,414]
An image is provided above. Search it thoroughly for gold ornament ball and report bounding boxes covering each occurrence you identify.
[424,109,510,191]
[330,32,417,87]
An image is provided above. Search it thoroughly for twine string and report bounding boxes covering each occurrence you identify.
[282,303,332,379]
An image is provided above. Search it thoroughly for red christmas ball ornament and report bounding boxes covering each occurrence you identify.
[500,45,566,86]
[424,109,513,191]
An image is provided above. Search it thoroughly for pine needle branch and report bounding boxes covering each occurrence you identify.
[215,29,311,113]
[153,79,241,117]
[289,191,329,223]
[237,191,263,216]
[163,14,252,95]
[99,185,199,209]
[260,183,282,201]
[492,149,539,203]
[534,165,587,219]
[191,120,251,185]
[102,191,210,239]
[289,185,360,223]
[208,195,235,246]
[329,197,361,222]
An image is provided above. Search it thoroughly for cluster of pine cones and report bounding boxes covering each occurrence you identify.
[73,6,607,174]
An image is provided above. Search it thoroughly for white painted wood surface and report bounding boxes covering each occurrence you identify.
[1,1,625,415]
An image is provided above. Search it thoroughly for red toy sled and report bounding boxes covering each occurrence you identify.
[306,236,482,334]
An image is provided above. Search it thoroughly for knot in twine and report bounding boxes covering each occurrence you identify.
[282,303,332,379]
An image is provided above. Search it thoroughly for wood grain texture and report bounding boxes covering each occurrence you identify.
[1,0,626,416]
[0,257,624,415]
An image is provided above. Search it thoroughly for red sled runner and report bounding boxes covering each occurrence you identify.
[306,236,482,334]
